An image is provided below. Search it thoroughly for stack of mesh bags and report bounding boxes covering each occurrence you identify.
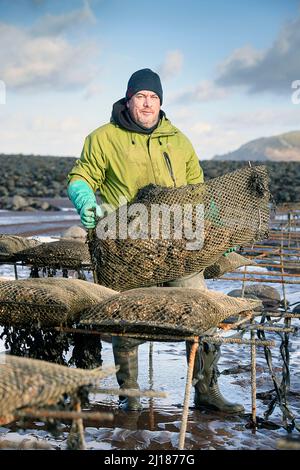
[15,239,92,271]
[0,355,115,425]
[90,166,270,291]
[0,278,116,327]
[80,287,261,338]
[0,235,40,263]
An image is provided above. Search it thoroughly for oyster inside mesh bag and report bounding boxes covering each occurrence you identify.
[0,355,115,425]
[0,278,117,327]
[15,239,91,269]
[90,166,270,291]
[80,287,261,337]
[0,235,40,262]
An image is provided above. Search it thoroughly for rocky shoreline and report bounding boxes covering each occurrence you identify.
[0,195,61,211]
[0,154,299,208]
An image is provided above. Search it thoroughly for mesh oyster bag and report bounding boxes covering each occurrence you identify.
[204,252,256,279]
[0,235,40,262]
[90,166,270,291]
[0,278,117,327]
[61,225,87,240]
[80,287,261,337]
[0,355,115,425]
[16,239,92,270]
[228,284,281,311]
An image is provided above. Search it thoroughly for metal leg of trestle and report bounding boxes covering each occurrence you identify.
[178,336,199,450]
[67,396,86,450]
[13,263,18,280]
[250,316,257,428]
[148,341,155,431]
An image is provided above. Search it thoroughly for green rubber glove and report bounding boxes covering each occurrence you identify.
[67,180,103,229]
[223,246,239,257]
[205,198,224,227]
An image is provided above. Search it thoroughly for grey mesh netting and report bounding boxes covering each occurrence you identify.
[0,278,117,327]
[16,240,92,270]
[0,355,115,425]
[228,284,281,311]
[90,166,270,291]
[0,235,40,262]
[203,252,256,279]
[80,287,261,337]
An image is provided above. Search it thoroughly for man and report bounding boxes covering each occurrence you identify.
[67,68,244,414]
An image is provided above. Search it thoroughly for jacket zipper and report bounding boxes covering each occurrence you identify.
[163,152,176,187]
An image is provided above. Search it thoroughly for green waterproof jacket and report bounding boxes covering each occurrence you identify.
[68,116,204,209]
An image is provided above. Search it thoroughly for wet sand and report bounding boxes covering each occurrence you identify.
[1,335,299,450]
[0,199,78,237]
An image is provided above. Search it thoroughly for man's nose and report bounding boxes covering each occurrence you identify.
[143,96,152,107]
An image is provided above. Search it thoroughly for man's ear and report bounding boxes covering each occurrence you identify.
[126,100,129,108]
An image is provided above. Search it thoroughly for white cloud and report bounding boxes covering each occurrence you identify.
[0,21,100,92]
[31,116,83,133]
[164,109,247,158]
[167,106,191,121]
[166,104,300,159]
[170,13,300,104]
[216,14,300,94]
[83,82,103,99]
[218,45,263,74]
[196,108,300,158]
[190,126,245,160]
[219,107,300,129]
[0,112,92,156]
[171,80,229,104]
[158,50,183,80]
[32,0,96,36]
[190,122,213,135]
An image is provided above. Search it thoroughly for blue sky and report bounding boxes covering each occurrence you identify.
[0,0,299,159]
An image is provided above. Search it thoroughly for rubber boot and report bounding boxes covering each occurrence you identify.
[187,341,244,414]
[112,337,143,411]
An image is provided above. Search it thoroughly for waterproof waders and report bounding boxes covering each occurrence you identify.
[112,336,143,411]
[186,341,244,414]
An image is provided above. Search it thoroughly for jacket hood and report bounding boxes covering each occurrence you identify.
[111,98,167,135]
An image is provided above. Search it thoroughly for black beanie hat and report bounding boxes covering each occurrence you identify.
[126,68,163,104]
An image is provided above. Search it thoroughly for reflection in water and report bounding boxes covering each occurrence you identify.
[1,337,299,450]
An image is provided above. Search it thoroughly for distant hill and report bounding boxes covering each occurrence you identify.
[213,130,300,161]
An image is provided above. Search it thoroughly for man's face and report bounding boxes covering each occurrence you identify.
[126,90,161,128]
